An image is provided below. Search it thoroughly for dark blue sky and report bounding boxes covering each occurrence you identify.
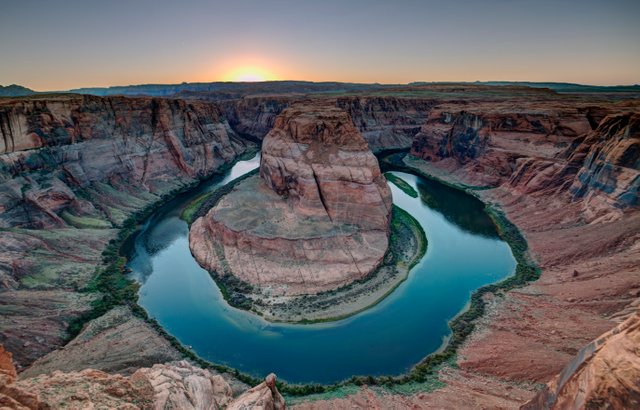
[1,0,638,90]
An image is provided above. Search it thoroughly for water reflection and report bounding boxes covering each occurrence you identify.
[416,179,499,239]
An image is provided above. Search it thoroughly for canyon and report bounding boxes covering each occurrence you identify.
[0,83,638,408]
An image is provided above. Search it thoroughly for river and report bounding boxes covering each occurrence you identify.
[127,152,515,384]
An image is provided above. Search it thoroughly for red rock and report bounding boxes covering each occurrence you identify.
[227,373,285,410]
[190,103,392,295]
[522,310,640,409]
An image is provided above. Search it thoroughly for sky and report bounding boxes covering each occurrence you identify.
[1,0,638,90]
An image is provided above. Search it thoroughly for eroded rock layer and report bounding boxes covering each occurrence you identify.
[522,310,640,410]
[0,344,284,410]
[0,95,249,367]
[191,104,392,295]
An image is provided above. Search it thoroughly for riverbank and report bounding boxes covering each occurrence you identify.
[252,205,426,323]
[22,148,540,401]
[294,151,637,407]
[21,148,263,388]
[182,169,427,323]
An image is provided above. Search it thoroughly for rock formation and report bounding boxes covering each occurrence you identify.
[409,104,594,186]
[336,96,434,151]
[0,95,245,228]
[190,104,392,295]
[0,344,285,409]
[506,112,640,222]
[228,373,286,410]
[0,94,250,367]
[522,310,640,409]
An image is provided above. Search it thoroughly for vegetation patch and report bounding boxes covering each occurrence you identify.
[60,210,112,229]
[181,168,259,224]
[385,172,418,197]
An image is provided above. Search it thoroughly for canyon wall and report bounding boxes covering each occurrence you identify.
[409,103,639,220]
[336,96,434,151]
[0,95,246,229]
[0,95,251,367]
[217,95,434,152]
[409,103,594,186]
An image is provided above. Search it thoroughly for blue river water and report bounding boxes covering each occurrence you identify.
[127,152,515,384]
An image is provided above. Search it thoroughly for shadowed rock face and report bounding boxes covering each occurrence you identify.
[191,104,392,295]
[0,95,245,229]
[410,105,594,186]
[336,96,435,151]
[507,112,640,222]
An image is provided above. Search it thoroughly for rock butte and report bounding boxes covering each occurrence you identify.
[190,104,392,296]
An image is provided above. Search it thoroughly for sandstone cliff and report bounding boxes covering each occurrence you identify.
[190,104,392,296]
[0,95,250,367]
[217,95,434,152]
[409,103,593,186]
[219,96,291,141]
[260,104,392,229]
[336,96,434,151]
[505,112,639,223]
[522,310,640,409]
[0,95,245,228]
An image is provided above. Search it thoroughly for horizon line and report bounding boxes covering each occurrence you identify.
[3,79,640,93]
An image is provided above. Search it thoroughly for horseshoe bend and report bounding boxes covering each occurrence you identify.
[2,2,640,408]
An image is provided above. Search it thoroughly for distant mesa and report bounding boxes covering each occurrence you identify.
[189,103,392,296]
[0,84,36,97]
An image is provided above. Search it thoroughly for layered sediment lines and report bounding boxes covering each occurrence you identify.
[409,104,640,215]
[336,96,435,151]
[217,95,435,152]
[0,95,249,367]
[0,95,244,229]
[522,310,640,409]
[0,344,285,410]
[190,104,392,295]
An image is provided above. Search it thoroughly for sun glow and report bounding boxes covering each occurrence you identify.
[222,66,277,82]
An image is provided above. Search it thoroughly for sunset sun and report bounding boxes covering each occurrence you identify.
[222,66,276,82]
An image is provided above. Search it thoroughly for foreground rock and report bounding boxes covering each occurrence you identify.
[190,104,392,296]
[522,309,640,409]
[20,307,182,378]
[1,344,285,409]
[228,373,286,410]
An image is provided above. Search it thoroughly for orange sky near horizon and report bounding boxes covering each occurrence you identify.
[1,1,639,90]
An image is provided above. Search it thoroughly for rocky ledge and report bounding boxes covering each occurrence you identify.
[190,104,392,296]
[0,344,285,409]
